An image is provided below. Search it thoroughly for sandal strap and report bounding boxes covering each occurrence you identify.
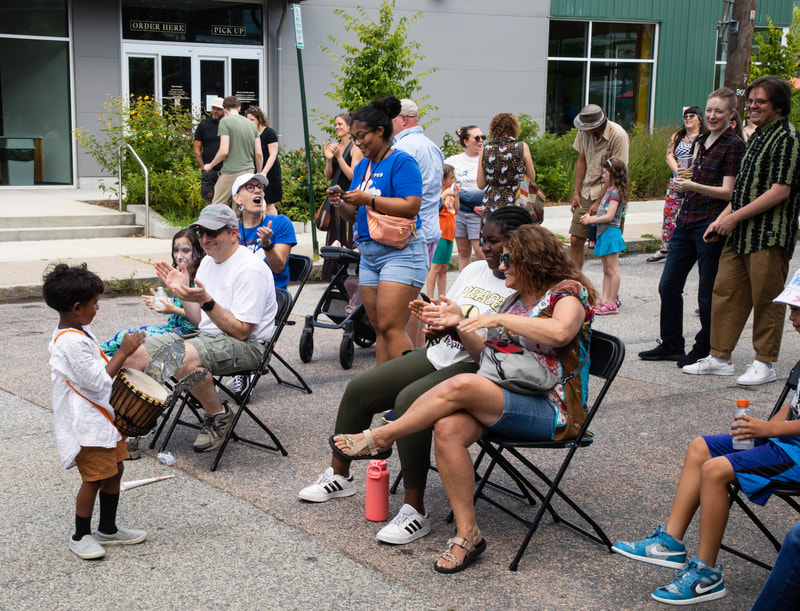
[362,429,379,455]
[340,433,368,457]
[446,535,476,554]
[438,549,461,569]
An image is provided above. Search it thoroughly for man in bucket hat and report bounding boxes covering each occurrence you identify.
[569,104,629,270]
[125,204,276,452]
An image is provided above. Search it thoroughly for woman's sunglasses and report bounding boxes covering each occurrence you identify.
[499,253,512,267]
[472,135,487,142]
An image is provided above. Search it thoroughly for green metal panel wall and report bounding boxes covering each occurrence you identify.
[550,0,794,129]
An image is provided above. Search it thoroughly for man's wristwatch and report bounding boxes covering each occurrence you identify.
[262,240,274,252]
[201,298,215,312]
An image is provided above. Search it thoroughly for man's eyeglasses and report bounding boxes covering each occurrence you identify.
[240,182,263,193]
[499,253,512,268]
[194,226,228,239]
[352,129,375,143]
[745,98,769,107]
[472,135,487,142]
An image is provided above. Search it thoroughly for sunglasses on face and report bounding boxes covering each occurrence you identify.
[683,113,697,119]
[499,253,512,268]
[194,226,228,239]
[745,98,769,107]
[472,135,487,142]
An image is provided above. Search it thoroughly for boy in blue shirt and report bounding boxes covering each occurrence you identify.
[613,267,800,605]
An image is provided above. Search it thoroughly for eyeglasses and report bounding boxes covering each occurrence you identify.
[472,135,487,142]
[683,113,697,119]
[352,129,375,143]
[499,253,512,268]
[240,182,263,193]
[745,98,770,107]
[194,226,228,239]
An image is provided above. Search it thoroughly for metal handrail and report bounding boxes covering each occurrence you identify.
[117,143,150,238]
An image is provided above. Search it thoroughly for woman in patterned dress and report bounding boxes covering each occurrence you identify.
[477,113,536,219]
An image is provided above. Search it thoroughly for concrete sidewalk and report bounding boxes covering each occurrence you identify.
[0,187,665,300]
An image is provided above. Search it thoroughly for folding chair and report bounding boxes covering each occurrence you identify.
[469,330,625,571]
[151,288,295,471]
[267,253,313,393]
[719,358,800,570]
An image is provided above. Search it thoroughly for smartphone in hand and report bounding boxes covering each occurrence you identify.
[326,185,345,195]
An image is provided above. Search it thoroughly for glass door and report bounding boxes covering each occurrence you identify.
[123,44,263,115]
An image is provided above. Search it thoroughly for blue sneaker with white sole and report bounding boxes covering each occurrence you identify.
[652,557,726,605]
[612,524,687,569]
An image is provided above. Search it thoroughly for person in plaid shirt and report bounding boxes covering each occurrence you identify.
[683,76,800,386]
[639,87,744,367]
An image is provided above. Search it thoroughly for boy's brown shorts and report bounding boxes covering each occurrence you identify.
[75,439,128,482]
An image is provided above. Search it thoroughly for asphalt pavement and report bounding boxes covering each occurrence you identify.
[1,191,799,609]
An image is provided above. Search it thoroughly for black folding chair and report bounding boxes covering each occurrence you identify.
[267,253,313,393]
[720,358,800,570]
[470,330,625,571]
[151,288,295,471]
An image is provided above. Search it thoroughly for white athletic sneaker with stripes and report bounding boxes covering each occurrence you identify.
[375,503,431,544]
[298,467,355,502]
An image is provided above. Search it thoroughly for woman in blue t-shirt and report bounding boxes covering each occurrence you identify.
[327,96,427,364]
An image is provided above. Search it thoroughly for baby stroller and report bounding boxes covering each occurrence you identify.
[300,246,376,369]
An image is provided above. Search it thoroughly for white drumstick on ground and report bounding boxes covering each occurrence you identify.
[120,475,175,491]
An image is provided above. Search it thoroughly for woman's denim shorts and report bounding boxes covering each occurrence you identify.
[358,236,428,288]
[486,389,559,441]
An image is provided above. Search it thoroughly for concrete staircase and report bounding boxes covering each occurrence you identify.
[0,210,144,242]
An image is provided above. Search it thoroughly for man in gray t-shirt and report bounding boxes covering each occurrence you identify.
[203,95,262,206]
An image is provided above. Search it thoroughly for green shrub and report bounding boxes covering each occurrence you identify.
[440,131,462,158]
[279,144,328,223]
[125,157,204,227]
[628,125,673,200]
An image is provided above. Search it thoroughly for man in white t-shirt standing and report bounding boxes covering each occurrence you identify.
[126,204,276,452]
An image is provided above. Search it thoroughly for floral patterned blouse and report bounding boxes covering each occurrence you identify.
[481,136,525,216]
[503,283,593,427]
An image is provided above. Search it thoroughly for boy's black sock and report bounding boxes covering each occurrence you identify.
[73,515,91,541]
[97,491,119,535]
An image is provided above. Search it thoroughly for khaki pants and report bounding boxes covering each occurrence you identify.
[212,170,250,206]
[709,245,790,362]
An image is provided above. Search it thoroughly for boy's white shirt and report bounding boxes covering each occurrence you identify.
[49,326,119,469]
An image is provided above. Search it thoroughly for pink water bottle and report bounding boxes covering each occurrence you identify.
[365,459,389,521]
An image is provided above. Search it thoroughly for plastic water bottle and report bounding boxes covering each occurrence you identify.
[732,399,754,450]
[365,459,389,522]
[154,286,168,313]
[157,451,176,466]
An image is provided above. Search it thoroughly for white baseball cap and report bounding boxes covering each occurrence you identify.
[231,173,269,198]
[774,268,800,307]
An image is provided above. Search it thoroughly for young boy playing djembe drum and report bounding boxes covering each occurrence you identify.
[44,263,148,560]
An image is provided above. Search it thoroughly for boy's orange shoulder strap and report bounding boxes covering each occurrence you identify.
[53,329,121,436]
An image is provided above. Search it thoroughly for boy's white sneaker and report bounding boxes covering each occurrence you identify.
[682,355,734,376]
[736,360,777,386]
[92,525,147,546]
[69,534,106,559]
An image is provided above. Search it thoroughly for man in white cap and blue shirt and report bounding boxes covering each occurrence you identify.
[125,203,276,453]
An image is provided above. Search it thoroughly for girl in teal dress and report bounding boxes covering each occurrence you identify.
[101,228,205,356]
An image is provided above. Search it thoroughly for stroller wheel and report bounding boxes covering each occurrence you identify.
[339,336,355,369]
[353,333,375,348]
[299,329,314,363]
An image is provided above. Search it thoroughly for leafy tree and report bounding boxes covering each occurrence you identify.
[750,7,800,125]
[317,0,437,134]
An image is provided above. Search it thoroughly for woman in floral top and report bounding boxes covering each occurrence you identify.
[477,112,536,218]
[330,224,596,574]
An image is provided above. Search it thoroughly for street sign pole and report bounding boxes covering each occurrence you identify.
[293,4,318,258]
